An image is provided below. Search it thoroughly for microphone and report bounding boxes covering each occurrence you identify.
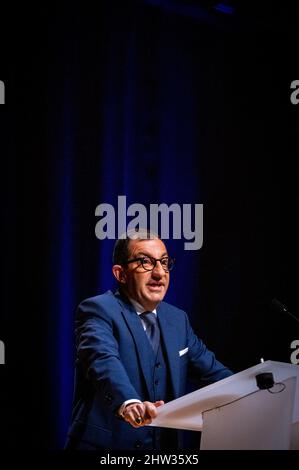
[271,298,299,323]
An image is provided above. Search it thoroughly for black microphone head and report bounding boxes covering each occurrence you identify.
[271,298,288,313]
[255,372,275,390]
[271,298,299,323]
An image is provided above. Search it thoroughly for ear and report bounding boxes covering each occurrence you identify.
[112,265,127,284]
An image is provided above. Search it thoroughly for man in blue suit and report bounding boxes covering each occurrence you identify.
[65,231,232,450]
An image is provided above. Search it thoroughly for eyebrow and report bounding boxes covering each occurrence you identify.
[135,252,168,258]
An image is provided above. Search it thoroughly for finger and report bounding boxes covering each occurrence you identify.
[129,419,143,428]
[131,416,146,428]
[154,400,164,408]
[125,415,142,428]
[134,416,144,425]
[125,403,144,420]
[135,403,146,419]
[124,409,146,428]
[124,409,139,424]
[143,402,158,419]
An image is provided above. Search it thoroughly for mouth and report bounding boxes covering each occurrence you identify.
[147,282,165,292]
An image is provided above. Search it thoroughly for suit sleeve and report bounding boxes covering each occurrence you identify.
[75,299,142,413]
[184,311,233,385]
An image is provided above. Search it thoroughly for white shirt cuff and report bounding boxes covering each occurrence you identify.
[118,399,142,417]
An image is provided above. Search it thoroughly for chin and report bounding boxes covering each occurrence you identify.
[148,293,165,304]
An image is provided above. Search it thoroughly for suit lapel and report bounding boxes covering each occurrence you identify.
[157,303,181,398]
[114,291,155,397]
[113,290,181,400]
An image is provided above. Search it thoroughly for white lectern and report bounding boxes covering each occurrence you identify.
[150,361,299,450]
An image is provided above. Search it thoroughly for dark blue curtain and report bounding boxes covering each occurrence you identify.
[1,1,298,450]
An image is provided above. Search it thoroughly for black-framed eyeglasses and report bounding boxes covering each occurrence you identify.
[124,256,175,272]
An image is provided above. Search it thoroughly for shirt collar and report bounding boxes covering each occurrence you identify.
[129,297,157,316]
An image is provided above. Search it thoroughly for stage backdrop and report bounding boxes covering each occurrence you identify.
[1,1,298,449]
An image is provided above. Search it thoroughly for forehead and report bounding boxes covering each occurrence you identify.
[128,238,168,257]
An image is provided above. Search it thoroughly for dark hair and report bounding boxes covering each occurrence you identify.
[112,238,131,265]
[112,229,160,265]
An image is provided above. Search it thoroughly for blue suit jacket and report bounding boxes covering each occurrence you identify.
[66,289,232,450]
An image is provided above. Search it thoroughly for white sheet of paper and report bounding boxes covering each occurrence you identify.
[149,360,299,432]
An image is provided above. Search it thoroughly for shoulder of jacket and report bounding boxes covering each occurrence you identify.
[77,290,118,315]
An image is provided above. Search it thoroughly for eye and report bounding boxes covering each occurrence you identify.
[161,258,169,268]
[141,257,152,266]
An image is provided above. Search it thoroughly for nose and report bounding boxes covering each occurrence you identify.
[152,260,166,277]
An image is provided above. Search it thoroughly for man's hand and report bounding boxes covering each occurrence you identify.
[123,400,164,428]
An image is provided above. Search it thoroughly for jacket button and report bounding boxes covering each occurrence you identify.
[134,440,143,449]
[155,362,161,368]
[104,393,112,402]
[154,379,159,385]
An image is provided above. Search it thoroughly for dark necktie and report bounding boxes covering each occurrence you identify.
[140,311,160,354]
